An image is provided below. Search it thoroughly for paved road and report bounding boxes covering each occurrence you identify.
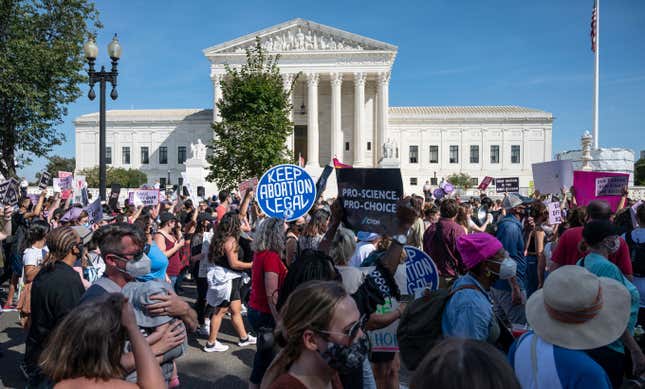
[0,283,254,389]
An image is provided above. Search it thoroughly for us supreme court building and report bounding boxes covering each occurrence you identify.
[75,18,554,194]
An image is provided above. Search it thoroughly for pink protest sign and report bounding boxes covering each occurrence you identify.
[573,171,629,212]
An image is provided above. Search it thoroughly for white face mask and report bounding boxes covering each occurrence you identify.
[489,258,517,280]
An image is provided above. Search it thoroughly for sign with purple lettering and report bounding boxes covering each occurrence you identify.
[404,246,439,298]
[336,168,403,236]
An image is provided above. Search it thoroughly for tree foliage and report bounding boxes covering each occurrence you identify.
[0,0,101,178]
[635,158,645,186]
[446,172,475,189]
[79,166,147,188]
[206,37,296,191]
[45,156,75,176]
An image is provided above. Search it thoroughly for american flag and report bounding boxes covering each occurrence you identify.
[591,0,598,52]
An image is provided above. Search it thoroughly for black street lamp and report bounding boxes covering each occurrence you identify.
[83,34,122,201]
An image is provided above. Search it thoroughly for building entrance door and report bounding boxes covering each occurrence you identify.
[293,125,307,163]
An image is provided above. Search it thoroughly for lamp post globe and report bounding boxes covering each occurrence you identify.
[107,34,122,59]
[83,39,98,60]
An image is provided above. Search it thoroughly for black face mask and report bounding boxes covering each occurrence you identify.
[317,334,370,374]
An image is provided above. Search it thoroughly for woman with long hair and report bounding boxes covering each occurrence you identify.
[203,211,255,353]
[248,217,288,388]
[39,293,165,388]
[154,212,185,291]
[299,209,330,252]
[17,219,50,328]
[262,281,368,389]
[524,200,549,297]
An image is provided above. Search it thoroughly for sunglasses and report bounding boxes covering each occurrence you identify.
[317,314,367,341]
[110,249,145,262]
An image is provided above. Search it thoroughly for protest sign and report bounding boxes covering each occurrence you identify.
[478,176,493,190]
[405,246,439,298]
[84,199,103,224]
[595,175,629,197]
[52,178,61,192]
[532,160,573,194]
[38,172,51,190]
[238,177,258,198]
[573,171,629,211]
[495,177,519,193]
[129,189,160,207]
[58,175,73,190]
[1,178,20,206]
[256,164,316,221]
[180,173,200,205]
[546,201,563,225]
[631,201,643,228]
[315,164,334,202]
[336,168,403,236]
[58,171,73,199]
[108,184,121,210]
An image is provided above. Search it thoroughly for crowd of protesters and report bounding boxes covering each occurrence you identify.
[1,177,645,389]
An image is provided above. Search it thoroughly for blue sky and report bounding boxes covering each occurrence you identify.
[18,0,645,180]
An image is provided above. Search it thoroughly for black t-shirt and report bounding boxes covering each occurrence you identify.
[25,261,85,369]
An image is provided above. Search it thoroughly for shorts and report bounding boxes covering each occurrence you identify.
[214,277,242,308]
[10,253,23,275]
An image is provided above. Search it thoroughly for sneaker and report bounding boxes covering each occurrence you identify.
[241,304,248,316]
[238,334,257,347]
[197,325,210,337]
[203,341,229,352]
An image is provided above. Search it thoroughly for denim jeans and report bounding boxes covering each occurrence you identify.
[247,307,276,384]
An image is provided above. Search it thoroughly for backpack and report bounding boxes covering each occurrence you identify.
[626,231,645,277]
[397,284,478,371]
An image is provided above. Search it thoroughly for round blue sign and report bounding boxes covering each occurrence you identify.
[256,164,317,222]
[404,246,439,297]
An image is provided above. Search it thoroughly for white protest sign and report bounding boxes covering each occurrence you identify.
[129,189,160,207]
[181,172,200,204]
[546,201,563,225]
[532,160,573,194]
[52,178,61,192]
[595,176,629,197]
[84,199,103,224]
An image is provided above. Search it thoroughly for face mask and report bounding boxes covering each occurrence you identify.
[318,333,370,374]
[489,258,517,280]
[603,237,621,254]
[113,253,151,278]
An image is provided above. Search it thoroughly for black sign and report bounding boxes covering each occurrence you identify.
[315,165,334,202]
[336,168,403,236]
[495,177,520,193]
[38,172,51,190]
[1,178,20,206]
[108,183,121,210]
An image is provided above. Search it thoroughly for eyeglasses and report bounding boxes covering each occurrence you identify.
[316,314,367,340]
[110,249,145,262]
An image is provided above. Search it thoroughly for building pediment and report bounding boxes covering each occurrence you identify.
[203,18,397,57]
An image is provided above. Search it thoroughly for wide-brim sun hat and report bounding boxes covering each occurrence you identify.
[526,265,630,350]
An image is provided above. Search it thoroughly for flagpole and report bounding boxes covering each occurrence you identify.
[592,0,600,149]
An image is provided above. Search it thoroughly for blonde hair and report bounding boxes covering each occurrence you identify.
[329,227,356,266]
[252,217,285,254]
[261,281,347,388]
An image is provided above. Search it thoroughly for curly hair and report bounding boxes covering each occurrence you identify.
[252,217,285,254]
[209,211,241,262]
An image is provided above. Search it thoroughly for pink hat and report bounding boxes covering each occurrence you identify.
[457,233,503,270]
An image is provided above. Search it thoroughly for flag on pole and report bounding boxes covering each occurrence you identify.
[332,157,352,169]
[591,0,598,52]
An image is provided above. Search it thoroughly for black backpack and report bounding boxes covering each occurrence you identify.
[626,231,645,277]
[397,285,477,371]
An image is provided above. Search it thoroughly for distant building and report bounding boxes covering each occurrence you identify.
[75,18,554,194]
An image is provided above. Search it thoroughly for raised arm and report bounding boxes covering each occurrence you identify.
[0,206,13,240]
[24,190,46,219]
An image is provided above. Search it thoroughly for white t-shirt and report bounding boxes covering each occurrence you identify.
[337,266,366,294]
[23,246,48,267]
[349,241,376,268]
[199,231,214,278]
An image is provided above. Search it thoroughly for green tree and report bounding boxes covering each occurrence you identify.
[45,156,76,176]
[635,158,645,186]
[447,172,475,189]
[0,1,101,178]
[206,37,296,191]
[79,166,147,188]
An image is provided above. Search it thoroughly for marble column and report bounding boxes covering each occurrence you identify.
[282,73,295,154]
[353,72,366,166]
[306,73,320,168]
[212,73,223,123]
[330,72,343,161]
[376,72,390,162]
